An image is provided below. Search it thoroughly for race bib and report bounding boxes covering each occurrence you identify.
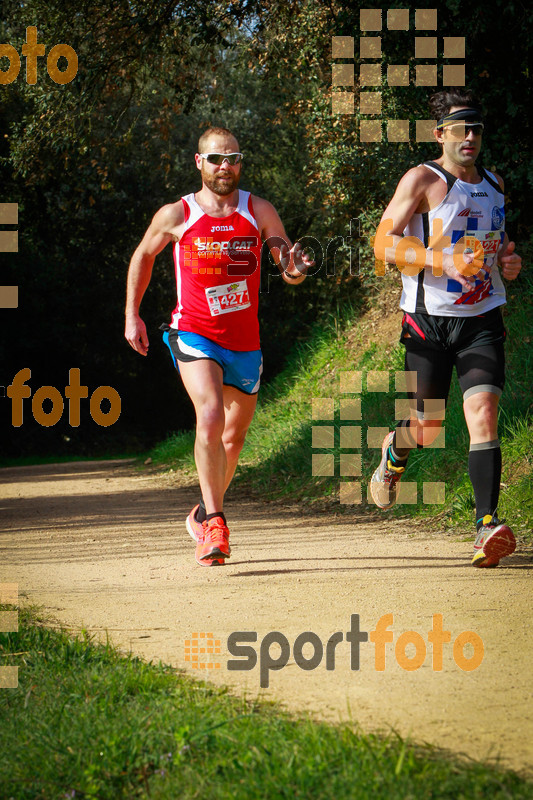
[205,280,251,316]
[467,229,502,266]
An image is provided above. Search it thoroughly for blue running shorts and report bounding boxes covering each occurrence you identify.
[161,328,263,395]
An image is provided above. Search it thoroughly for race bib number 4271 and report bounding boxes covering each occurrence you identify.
[205,280,251,316]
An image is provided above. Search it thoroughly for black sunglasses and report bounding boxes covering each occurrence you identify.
[439,122,484,138]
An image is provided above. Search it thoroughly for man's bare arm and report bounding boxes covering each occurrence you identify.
[125,203,183,356]
[377,167,430,241]
[374,167,482,289]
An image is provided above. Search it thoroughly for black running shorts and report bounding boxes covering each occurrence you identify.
[400,307,506,413]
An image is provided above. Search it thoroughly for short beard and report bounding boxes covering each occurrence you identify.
[201,168,240,196]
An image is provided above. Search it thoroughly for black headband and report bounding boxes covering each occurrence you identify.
[437,108,484,128]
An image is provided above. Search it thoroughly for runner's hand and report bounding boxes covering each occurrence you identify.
[280,242,314,277]
[499,241,522,281]
[125,315,149,356]
[440,250,486,291]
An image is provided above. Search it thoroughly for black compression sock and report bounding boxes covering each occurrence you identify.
[389,445,409,467]
[195,500,207,523]
[206,511,226,525]
[469,443,501,528]
[390,429,411,465]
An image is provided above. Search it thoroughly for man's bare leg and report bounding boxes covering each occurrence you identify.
[179,362,258,511]
[463,390,499,444]
[178,359,227,515]
[222,385,258,491]
[179,360,258,563]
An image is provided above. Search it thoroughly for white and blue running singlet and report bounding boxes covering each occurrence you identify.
[400,162,506,317]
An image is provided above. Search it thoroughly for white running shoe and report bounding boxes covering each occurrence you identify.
[370,432,405,510]
[472,514,516,568]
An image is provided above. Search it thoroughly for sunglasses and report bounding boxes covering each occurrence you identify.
[439,122,484,139]
[199,152,243,165]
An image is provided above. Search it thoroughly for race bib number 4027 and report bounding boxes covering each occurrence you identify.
[205,280,251,316]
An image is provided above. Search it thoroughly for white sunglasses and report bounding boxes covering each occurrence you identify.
[199,153,243,165]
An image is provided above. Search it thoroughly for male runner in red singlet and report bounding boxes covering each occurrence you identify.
[369,89,522,567]
[125,127,312,566]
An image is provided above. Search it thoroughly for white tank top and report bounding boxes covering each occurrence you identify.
[400,162,506,316]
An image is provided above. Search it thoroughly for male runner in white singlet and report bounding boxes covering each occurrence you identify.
[125,127,312,566]
[370,89,522,567]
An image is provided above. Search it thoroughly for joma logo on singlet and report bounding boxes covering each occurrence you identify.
[470,192,488,197]
[210,225,235,232]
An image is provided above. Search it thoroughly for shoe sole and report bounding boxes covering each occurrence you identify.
[200,546,230,560]
[369,472,396,509]
[472,525,516,568]
[195,553,225,567]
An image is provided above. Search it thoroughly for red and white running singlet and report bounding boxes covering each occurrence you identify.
[169,190,262,350]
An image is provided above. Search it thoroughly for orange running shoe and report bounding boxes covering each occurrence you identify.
[186,505,205,543]
[197,515,231,561]
[186,505,224,567]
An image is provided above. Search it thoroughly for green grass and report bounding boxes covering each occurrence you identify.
[149,262,533,540]
[1,606,532,799]
[147,429,196,473]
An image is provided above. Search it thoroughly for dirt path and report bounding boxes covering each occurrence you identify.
[1,460,532,775]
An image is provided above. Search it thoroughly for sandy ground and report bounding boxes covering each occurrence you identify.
[1,459,532,776]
